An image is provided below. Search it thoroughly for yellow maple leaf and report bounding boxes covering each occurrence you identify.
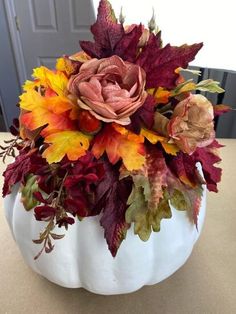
[56,57,76,76]
[42,131,91,164]
[141,128,179,156]
[32,66,68,96]
[140,128,165,144]
[161,142,179,156]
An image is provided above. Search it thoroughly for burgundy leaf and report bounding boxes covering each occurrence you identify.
[136,42,203,89]
[100,175,132,257]
[64,193,90,217]
[13,118,20,129]
[95,160,133,256]
[114,24,143,62]
[127,94,156,134]
[34,205,56,221]
[57,217,75,228]
[2,149,47,197]
[80,0,124,58]
[33,191,51,204]
[192,140,223,192]
[167,152,205,187]
[9,125,19,136]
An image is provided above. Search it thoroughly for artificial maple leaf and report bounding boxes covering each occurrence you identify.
[128,94,156,134]
[101,178,133,257]
[141,128,179,156]
[42,131,91,164]
[167,152,205,188]
[32,66,68,96]
[136,42,203,89]
[98,161,132,257]
[92,124,145,171]
[80,0,124,58]
[2,148,46,197]
[148,87,171,104]
[114,24,143,62]
[56,57,80,77]
[192,140,223,192]
[20,89,78,137]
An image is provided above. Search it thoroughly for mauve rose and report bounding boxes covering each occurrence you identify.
[67,55,147,125]
[168,94,215,154]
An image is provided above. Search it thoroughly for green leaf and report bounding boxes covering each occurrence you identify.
[124,146,171,241]
[173,78,225,97]
[169,189,188,211]
[126,185,150,241]
[20,174,40,211]
[196,79,225,93]
[179,67,201,76]
[132,174,151,202]
[126,185,172,241]
[151,190,172,232]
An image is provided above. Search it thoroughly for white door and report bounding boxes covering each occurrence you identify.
[13,0,95,80]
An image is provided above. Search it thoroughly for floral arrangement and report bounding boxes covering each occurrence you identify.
[1,0,230,259]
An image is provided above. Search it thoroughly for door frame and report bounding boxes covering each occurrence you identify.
[4,0,27,86]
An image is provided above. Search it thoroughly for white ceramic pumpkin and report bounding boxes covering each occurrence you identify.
[3,182,206,295]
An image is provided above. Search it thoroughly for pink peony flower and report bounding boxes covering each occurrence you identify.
[67,55,147,125]
[168,94,215,154]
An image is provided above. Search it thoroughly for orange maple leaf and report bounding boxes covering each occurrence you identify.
[148,87,170,104]
[20,89,79,137]
[92,124,145,171]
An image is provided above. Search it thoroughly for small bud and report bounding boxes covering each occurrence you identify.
[119,7,125,25]
[148,8,156,32]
